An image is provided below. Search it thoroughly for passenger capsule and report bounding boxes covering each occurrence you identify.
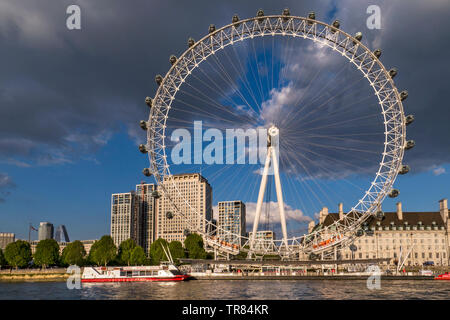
[142,168,152,177]
[169,55,177,65]
[356,229,364,237]
[256,9,264,22]
[138,144,148,154]
[152,190,160,199]
[375,210,385,220]
[400,90,408,101]
[282,8,290,21]
[405,114,414,126]
[139,120,148,131]
[187,37,195,47]
[388,189,400,198]
[307,12,316,25]
[145,96,152,107]
[373,49,382,58]
[166,211,174,219]
[232,14,240,25]
[332,20,340,29]
[398,165,410,175]
[405,140,415,150]
[354,32,363,42]
[389,68,398,79]
[155,74,163,86]
[209,24,216,33]
[184,229,190,237]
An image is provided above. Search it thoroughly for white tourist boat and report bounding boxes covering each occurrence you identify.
[82,244,189,283]
[81,263,189,283]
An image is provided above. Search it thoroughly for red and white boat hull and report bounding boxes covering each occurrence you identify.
[81,274,189,283]
[434,273,450,280]
[81,265,190,283]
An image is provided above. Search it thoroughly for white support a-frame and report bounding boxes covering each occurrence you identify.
[248,126,288,257]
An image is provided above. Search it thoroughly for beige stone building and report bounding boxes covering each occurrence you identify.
[248,230,276,251]
[309,199,449,266]
[155,173,212,243]
[0,233,15,250]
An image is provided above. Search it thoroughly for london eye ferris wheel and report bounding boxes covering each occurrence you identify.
[139,9,415,259]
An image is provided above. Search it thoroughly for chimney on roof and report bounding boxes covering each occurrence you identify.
[396,202,403,220]
[338,203,344,220]
[319,206,328,224]
[308,220,315,233]
[439,199,448,223]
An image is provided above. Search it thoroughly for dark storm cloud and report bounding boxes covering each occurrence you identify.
[329,0,450,173]
[0,0,448,175]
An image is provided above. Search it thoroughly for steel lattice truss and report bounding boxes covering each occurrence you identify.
[146,15,407,258]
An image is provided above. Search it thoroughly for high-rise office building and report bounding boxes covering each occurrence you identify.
[217,201,246,246]
[110,184,157,256]
[135,183,157,255]
[38,222,54,241]
[0,233,15,249]
[156,173,212,243]
[54,225,70,243]
[110,192,139,248]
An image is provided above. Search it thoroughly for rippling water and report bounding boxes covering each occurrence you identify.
[0,280,448,300]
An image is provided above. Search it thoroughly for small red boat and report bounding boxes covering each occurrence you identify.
[434,272,450,280]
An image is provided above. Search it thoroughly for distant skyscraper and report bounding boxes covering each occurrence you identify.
[38,222,54,241]
[54,225,70,243]
[135,183,157,255]
[217,201,246,246]
[156,173,212,243]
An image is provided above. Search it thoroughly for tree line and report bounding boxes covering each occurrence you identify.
[0,233,211,269]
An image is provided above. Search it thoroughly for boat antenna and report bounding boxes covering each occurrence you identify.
[166,244,174,264]
[160,243,173,264]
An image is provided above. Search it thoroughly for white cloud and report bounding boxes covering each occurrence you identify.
[431,165,446,176]
[213,201,312,225]
[260,82,304,125]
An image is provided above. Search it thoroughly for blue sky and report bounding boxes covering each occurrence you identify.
[0,0,449,240]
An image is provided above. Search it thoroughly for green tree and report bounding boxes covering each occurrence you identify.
[130,246,146,265]
[149,238,169,265]
[4,240,32,269]
[61,240,86,266]
[34,239,60,268]
[184,233,207,259]
[0,248,6,267]
[89,235,117,266]
[118,239,137,266]
[168,241,185,263]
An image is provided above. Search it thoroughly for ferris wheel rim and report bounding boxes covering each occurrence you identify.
[146,14,407,256]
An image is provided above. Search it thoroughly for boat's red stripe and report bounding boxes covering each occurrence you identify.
[81,275,189,283]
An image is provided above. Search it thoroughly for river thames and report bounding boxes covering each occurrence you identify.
[0,280,448,300]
